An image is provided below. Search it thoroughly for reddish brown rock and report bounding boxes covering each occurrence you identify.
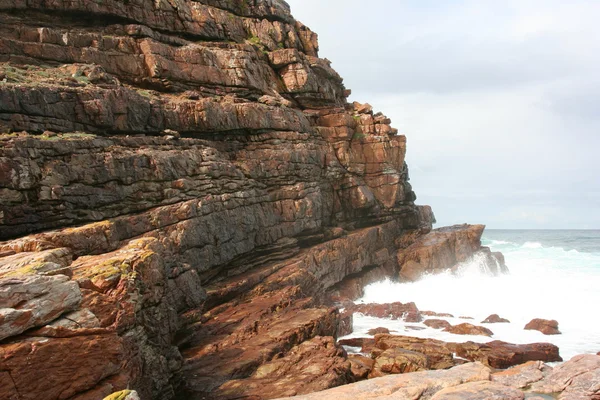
[491,360,552,388]
[367,327,390,335]
[444,323,494,337]
[524,318,561,335]
[398,224,507,281]
[482,314,510,324]
[424,319,452,330]
[375,334,456,370]
[422,311,455,318]
[450,340,562,369]
[345,302,421,321]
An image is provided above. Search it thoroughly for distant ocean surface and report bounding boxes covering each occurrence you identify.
[344,230,600,361]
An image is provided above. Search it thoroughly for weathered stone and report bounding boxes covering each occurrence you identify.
[530,354,600,398]
[525,319,561,335]
[444,323,494,337]
[482,314,510,323]
[424,319,452,330]
[450,340,562,369]
[367,327,390,335]
[430,381,525,400]
[369,348,429,377]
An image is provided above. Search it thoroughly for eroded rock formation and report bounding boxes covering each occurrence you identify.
[0,1,511,400]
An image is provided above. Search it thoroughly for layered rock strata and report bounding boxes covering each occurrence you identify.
[0,1,509,400]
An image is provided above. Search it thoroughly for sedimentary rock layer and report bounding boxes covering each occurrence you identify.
[0,1,511,400]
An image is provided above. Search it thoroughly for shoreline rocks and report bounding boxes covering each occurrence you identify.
[525,319,561,335]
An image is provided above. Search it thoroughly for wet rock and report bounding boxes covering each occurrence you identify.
[430,381,525,400]
[424,319,452,330]
[482,314,510,323]
[524,319,561,335]
[398,224,507,282]
[345,302,421,321]
[444,323,494,337]
[450,340,562,369]
[375,334,455,370]
[491,360,552,388]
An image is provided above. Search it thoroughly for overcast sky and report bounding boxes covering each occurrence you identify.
[286,0,600,229]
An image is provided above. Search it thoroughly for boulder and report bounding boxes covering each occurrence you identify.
[491,360,552,388]
[450,340,562,369]
[444,323,494,337]
[212,336,352,399]
[345,302,421,321]
[530,354,600,397]
[524,319,561,335]
[367,327,390,335]
[0,274,82,340]
[104,391,141,400]
[424,319,452,330]
[369,348,429,377]
[375,334,455,370]
[348,354,374,381]
[482,314,510,324]
[272,362,492,400]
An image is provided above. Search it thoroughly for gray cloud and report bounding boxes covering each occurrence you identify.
[287,0,600,228]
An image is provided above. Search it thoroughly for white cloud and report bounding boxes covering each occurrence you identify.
[287,0,600,228]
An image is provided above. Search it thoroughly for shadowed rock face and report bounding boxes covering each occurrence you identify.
[0,1,510,400]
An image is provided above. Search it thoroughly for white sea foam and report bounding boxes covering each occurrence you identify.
[344,239,600,361]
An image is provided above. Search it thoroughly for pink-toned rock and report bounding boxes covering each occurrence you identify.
[424,319,452,330]
[398,224,507,282]
[524,318,561,335]
[491,360,552,388]
[444,323,494,337]
[482,314,510,323]
[430,381,524,400]
[348,354,374,381]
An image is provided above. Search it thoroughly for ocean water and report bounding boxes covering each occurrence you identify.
[343,230,600,362]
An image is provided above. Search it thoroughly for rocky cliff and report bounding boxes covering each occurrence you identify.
[0,1,503,399]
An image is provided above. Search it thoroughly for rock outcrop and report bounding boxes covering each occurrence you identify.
[397,224,507,281]
[0,1,517,400]
[525,318,561,335]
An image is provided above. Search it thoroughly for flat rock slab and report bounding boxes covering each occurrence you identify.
[530,354,600,399]
[492,361,552,388]
[430,381,524,400]
[0,274,81,340]
[273,362,491,399]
